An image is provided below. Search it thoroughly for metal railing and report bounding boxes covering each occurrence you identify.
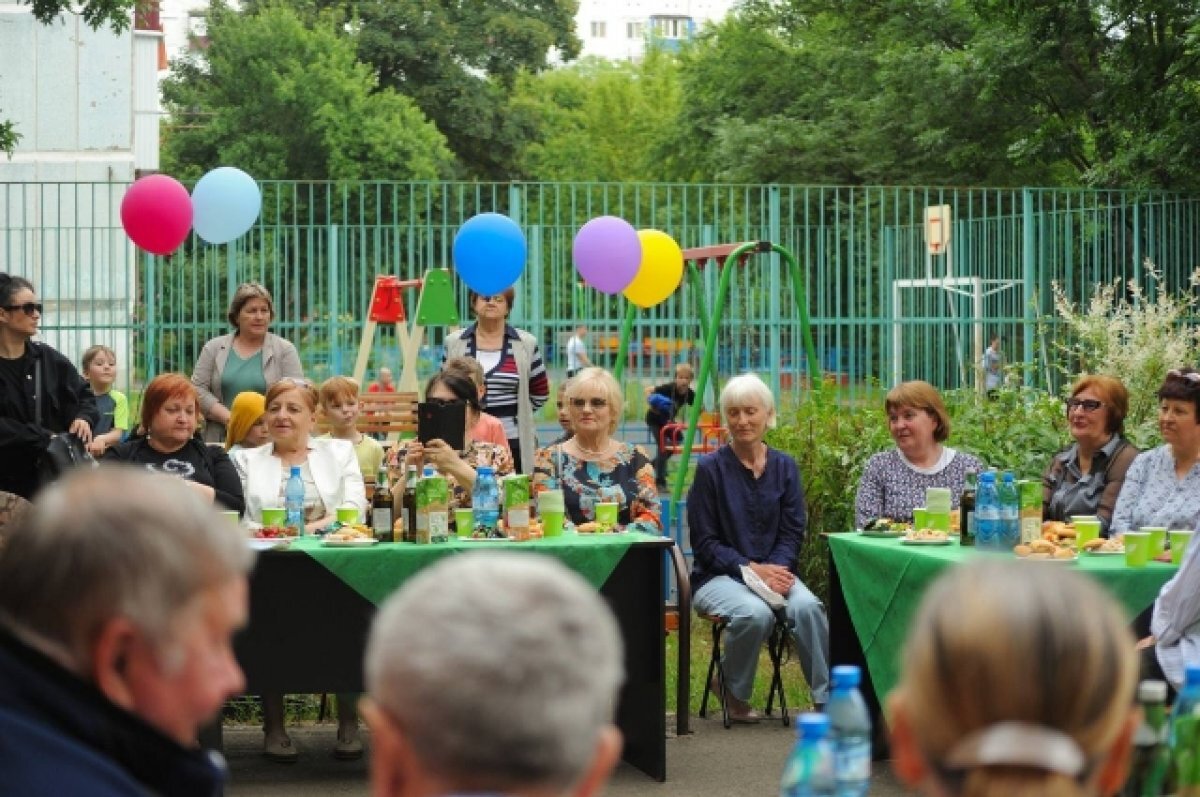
[4,181,1199,407]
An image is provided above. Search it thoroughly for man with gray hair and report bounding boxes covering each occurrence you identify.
[362,551,625,797]
[0,467,253,796]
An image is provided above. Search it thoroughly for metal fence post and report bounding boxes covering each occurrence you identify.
[1022,189,1036,388]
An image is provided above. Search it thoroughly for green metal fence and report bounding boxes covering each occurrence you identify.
[4,181,1200,408]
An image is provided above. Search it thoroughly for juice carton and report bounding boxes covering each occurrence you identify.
[503,474,532,541]
[416,473,449,544]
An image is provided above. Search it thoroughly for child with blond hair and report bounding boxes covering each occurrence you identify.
[81,344,128,457]
[319,376,385,479]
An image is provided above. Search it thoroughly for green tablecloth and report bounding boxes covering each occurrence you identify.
[288,532,661,604]
[827,533,1178,703]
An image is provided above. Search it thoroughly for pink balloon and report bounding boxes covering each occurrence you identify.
[573,216,641,294]
[120,174,193,255]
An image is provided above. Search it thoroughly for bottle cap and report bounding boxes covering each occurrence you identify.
[797,712,830,739]
[832,665,861,689]
[1185,665,1200,686]
[478,466,494,477]
[1138,680,1168,702]
[1002,471,1015,482]
[290,465,301,476]
[423,465,435,477]
[979,471,996,483]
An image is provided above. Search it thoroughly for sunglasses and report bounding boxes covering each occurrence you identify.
[426,396,464,407]
[1167,369,1200,384]
[277,377,314,388]
[1065,398,1104,413]
[3,302,42,315]
[570,397,609,409]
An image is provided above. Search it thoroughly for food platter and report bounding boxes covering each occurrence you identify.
[859,529,907,538]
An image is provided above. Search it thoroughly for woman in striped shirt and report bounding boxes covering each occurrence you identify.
[442,288,549,473]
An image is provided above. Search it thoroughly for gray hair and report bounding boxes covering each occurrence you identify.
[0,467,253,671]
[564,367,624,434]
[365,552,624,790]
[719,372,777,428]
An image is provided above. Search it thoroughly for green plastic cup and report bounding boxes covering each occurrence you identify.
[927,510,952,533]
[1124,532,1151,568]
[541,509,565,538]
[454,508,475,538]
[1170,530,1195,565]
[261,507,286,527]
[596,502,619,530]
[1141,527,1167,557]
[1074,519,1101,551]
[911,507,929,530]
[336,505,360,525]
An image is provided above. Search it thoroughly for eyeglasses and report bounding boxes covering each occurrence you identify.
[426,397,464,407]
[479,295,505,304]
[3,303,42,315]
[1167,369,1200,383]
[1065,398,1104,413]
[570,397,609,409]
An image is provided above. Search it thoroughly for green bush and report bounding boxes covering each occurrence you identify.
[767,384,1069,601]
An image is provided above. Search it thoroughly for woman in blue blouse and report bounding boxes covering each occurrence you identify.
[687,373,829,722]
[1111,368,1200,535]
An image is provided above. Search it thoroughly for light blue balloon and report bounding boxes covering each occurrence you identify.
[452,213,526,295]
[191,167,262,244]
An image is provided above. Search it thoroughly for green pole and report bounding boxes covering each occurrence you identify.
[686,262,721,409]
[612,302,638,382]
[775,244,821,386]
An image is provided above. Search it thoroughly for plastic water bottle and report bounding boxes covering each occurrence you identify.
[472,465,501,539]
[284,465,305,533]
[975,471,1000,550]
[1169,665,1200,793]
[827,666,871,797]
[998,471,1020,549]
[781,713,836,797]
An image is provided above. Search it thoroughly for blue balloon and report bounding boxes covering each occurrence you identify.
[191,167,262,244]
[452,213,526,295]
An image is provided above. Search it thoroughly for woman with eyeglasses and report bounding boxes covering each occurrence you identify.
[1110,367,1200,535]
[0,274,97,499]
[1042,375,1138,537]
[231,377,366,761]
[442,288,549,474]
[191,282,304,443]
[533,367,661,531]
[386,370,514,509]
[103,374,244,512]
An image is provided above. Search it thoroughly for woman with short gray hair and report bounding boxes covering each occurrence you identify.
[191,282,303,443]
[688,373,829,721]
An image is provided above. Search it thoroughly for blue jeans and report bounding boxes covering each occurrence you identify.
[694,575,830,705]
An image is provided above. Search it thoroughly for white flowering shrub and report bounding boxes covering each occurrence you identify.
[1051,262,1200,442]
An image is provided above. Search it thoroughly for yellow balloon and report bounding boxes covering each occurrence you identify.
[622,230,684,308]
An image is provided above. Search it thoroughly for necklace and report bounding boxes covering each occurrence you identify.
[573,439,612,457]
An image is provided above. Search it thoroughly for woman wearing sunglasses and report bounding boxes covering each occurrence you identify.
[1042,375,1138,537]
[0,274,97,499]
[533,367,661,531]
[386,370,514,509]
[1111,367,1200,535]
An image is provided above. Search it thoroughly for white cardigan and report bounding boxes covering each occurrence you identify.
[234,438,366,524]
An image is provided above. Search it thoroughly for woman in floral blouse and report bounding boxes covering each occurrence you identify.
[387,371,513,509]
[533,367,661,531]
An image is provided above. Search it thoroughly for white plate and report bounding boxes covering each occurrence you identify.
[248,538,290,551]
[900,537,952,546]
[321,538,378,547]
[1086,549,1125,556]
[1018,555,1077,563]
[459,536,514,542]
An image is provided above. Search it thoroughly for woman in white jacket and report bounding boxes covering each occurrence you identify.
[233,377,367,760]
[235,378,365,533]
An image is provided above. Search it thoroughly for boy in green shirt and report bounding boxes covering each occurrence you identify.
[319,376,385,479]
[82,345,128,457]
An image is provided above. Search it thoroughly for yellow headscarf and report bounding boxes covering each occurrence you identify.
[224,391,266,450]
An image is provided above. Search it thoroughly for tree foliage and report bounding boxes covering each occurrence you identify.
[161,2,453,181]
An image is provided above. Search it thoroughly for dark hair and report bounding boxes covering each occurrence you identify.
[425,371,481,414]
[0,273,34,307]
[467,288,516,317]
[1158,367,1200,420]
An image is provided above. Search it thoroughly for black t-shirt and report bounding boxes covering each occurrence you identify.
[103,438,245,513]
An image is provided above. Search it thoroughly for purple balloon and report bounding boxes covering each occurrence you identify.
[572,216,641,295]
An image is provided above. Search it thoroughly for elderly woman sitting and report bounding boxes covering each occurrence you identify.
[687,373,829,721]
[1111,368,1200,535]
[1042,375,1138,537]
[533,367,660,531]
[855,380,984,528]
[890,561,1138,796]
